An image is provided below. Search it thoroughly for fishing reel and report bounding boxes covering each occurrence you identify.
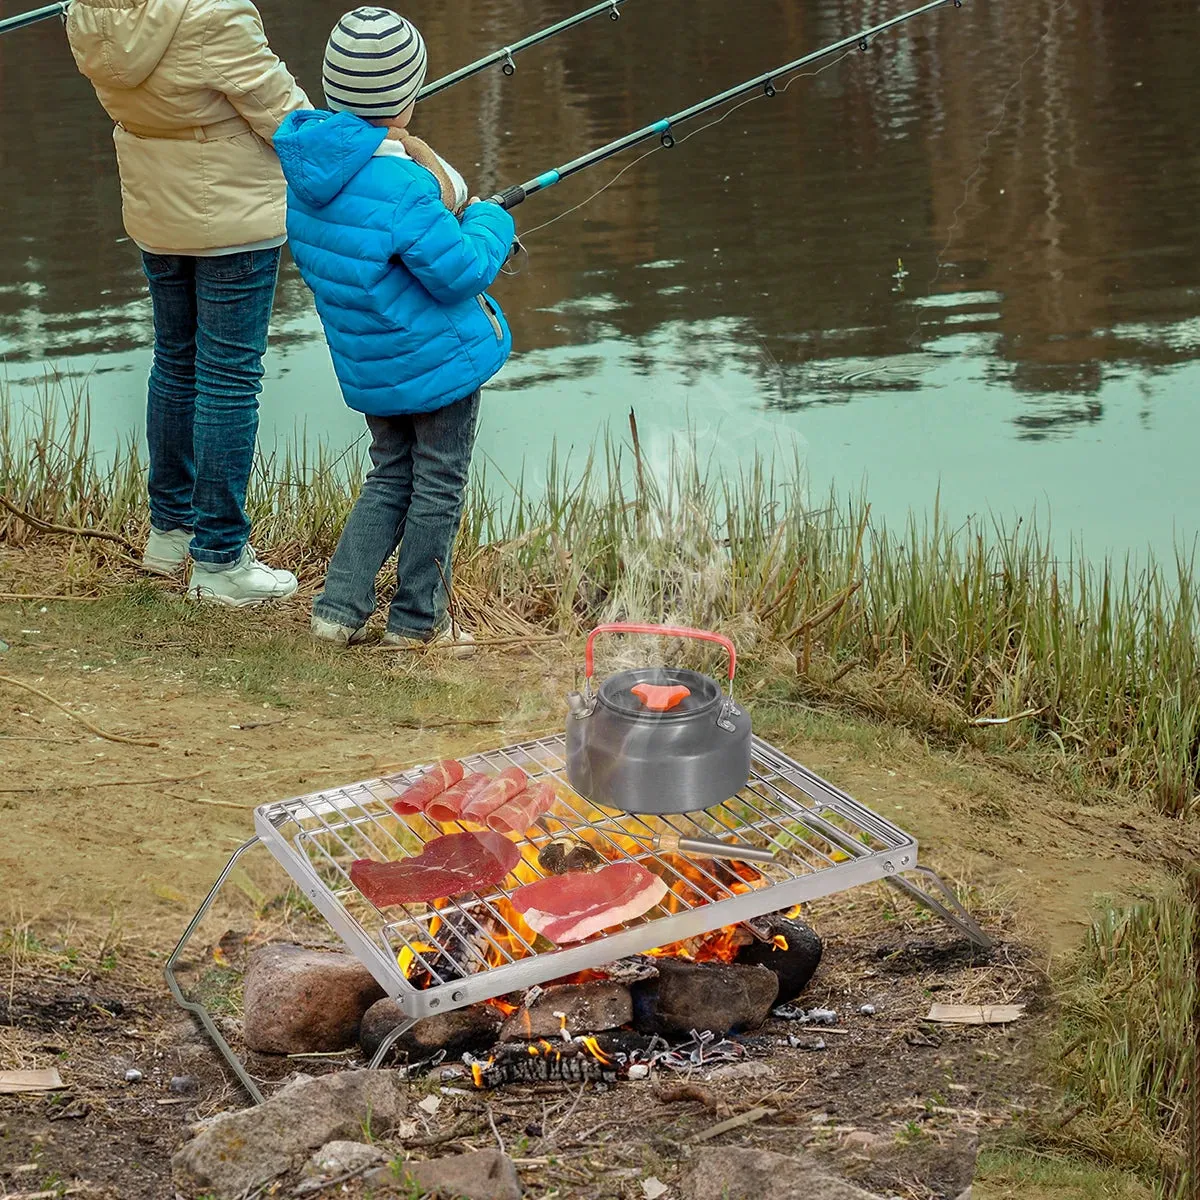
[609,0,620,17]
[501,48,516,76]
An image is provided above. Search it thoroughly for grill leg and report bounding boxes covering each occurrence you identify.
[887,865,993,950]
[368,1016,419,1070]
[164,835,266,1105]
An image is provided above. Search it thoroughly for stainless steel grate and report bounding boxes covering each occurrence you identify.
[254,734,926,1019]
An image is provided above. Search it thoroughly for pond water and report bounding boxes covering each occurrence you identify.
[1,0,1198,561]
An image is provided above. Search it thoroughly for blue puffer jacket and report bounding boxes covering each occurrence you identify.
[273,109,515,416]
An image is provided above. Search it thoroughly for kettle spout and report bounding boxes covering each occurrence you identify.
[566,690,591,719]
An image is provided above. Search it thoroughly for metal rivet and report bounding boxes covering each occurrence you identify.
[883,860,895,872]
[452,989,465,1002]
[428,998,440,1009]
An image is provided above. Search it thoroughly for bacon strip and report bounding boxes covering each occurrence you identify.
[485,780,557,835]
[389,759,465,815]
[425,772,491,823]
[460,766,528,824]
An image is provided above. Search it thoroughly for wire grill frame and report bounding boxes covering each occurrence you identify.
[254,734,918,1019]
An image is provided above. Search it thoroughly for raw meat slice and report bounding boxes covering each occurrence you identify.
[510,860,669,944]
[350,831,521,907]
[485,780,557,835]
[390,760,464,815]
[425,772,491,823]
[460,766,528,824]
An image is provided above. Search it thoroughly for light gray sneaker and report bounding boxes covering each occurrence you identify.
[142,527,192,576]
[187,546,298,607]
[311,615,368,646]
[382,626,476,658]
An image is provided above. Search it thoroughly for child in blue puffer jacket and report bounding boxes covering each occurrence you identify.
[274,7,516,651]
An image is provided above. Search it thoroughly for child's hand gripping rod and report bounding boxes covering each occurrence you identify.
[486,0,964,212]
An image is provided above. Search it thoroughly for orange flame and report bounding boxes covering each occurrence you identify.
[773,934,789,951]
[396,796,778,992]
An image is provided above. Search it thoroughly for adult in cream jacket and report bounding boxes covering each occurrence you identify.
[68,0,310,605]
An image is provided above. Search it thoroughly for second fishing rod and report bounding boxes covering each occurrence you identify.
[489,0,964,212]
[0,0,632,95]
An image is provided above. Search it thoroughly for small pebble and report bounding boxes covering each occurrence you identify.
[806,1008,839,1026]
[627,1064,650,1081]
[124,1068,143,1083]
[168,1075,196,1095]
[859,1004,876,1016]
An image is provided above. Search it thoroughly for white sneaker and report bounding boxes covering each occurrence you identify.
[142,527,192,576]
[187,546,298,607]
[382,626,476,658]
[311,616,367,646]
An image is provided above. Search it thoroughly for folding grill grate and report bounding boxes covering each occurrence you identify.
[166,733,990,1104]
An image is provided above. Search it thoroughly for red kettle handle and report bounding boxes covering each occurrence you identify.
[584,623,737,682]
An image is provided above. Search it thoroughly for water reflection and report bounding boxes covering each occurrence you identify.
[0,0,1198,555]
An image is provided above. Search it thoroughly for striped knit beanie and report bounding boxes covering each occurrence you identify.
[323,7,428,119]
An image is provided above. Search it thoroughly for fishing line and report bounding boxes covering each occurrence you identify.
[515,45,860,246]
[911,0,1075,346]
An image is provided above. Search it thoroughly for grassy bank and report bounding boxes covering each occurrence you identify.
[3,390,1200,817]
[981,880,1196,1200]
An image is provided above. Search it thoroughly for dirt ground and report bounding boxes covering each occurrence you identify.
[0,572,1190,1198]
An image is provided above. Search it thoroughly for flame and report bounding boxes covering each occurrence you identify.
[578,1035,612,1065]
[395,795,781,991]
[785,905,803,919]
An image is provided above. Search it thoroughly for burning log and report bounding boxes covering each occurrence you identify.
[469,1036,621,1088]
[734,912,823,1002]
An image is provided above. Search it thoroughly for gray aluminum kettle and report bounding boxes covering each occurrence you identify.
[565,623,752,815]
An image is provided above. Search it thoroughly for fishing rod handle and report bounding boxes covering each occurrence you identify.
[486,184,528,210]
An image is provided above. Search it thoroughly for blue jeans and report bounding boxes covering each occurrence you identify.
[141,248,280,564]
[313,391,481,638]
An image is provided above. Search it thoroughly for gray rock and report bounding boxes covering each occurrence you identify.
[301,1139,384,1179]
[168,1075,197,1095]
[681,1148,884,1200]
[500,981,632,1040]
[632,960,779,1037]
[171,1069,407,1198]
[243,943,385,1055]
[359,998,502,1061]
[366,1150,522,1199]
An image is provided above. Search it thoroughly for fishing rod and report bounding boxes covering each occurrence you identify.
[418,0,627,100]
[0,0,68,36]
[0,0,632,101]
[488,0,963,211]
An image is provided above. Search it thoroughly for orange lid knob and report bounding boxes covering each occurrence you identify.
[631,682,691,711]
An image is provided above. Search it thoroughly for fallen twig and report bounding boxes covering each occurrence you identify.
[693,1106,776,1143]
[0,494,137,554]
[0,769,206,795]
[0,674,159,747]
[658,1083,718,1111]
[404,1117,486,1147]
[968,706,1047,727]
[231,717,288,730]
[373,633,566,654]
[0,592,100,602]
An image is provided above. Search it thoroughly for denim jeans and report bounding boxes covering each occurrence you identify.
[313,391,481,638]
[141,248,281,564]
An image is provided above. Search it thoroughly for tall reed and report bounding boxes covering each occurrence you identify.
[2,386,1198,814]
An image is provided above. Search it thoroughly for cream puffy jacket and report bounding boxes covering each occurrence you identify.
[67,0,309,254]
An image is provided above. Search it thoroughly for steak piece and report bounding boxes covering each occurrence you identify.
[425,772,491,823]
[460,767,528,824]
[350,831,521,907]
[390,760,464,815]
[511,860,669,944]
[486,780,556,835]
